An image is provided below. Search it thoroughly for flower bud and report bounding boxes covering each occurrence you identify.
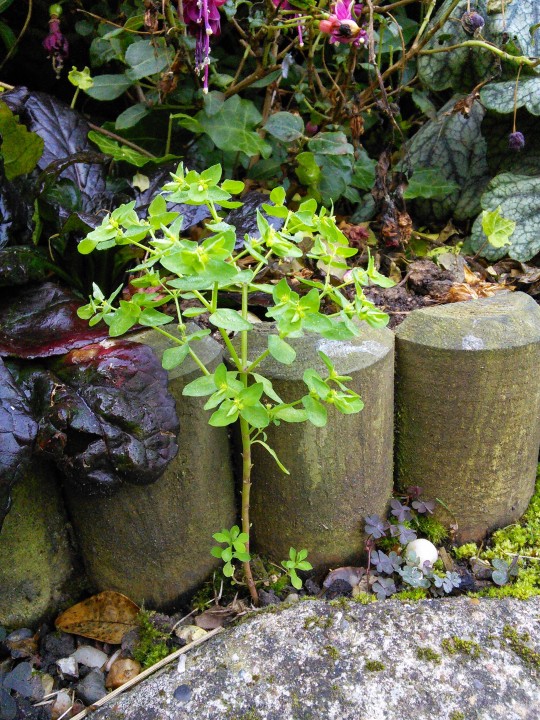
[508,131,525,151]
[461,11,485,34]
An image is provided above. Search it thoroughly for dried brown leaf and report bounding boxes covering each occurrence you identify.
[55,591,140,644]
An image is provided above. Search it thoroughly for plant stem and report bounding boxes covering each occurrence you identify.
[87,123,157,159]
[419,41,540,69]
[165,113,174,156]
[239,282,259,605]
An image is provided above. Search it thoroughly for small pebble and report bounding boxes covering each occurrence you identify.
[40,673,55,696]
[177,655,186,674]
[51,690,72,720]
[76,669,107,705]
[73,646,108,669]
[325,579,353,600]
[258,589,281,607]
[57,656,79,678]
[105,658,141,689]
[40,632,76,661]
[173,684,192,704]
[175,626,207,644]
[284,593,299,604]
[5,629,36,659]
[238,669,252,683]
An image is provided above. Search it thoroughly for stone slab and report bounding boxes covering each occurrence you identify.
[94,596,540,720]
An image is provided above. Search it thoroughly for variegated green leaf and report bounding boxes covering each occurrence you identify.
[470,173,540,261]
[481,76,540,116]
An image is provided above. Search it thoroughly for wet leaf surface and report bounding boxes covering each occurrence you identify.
[13,339,179,494]
[0,283,109,358]
[55,591,140,644]
[0,359,37,530]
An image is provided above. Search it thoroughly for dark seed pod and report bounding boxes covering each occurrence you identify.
[508,131,525,151]
[461,11,485,34]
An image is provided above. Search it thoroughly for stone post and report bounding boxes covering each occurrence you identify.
[64,329,236,608]
[0,461,76,628]
[234,323,394,570]
[395,292,540,542]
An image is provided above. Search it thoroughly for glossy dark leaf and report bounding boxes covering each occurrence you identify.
[135,164,211,230]
[222,191,284,249]
[2,88,107,212]
[16,340,179,494]
[0,163,34,248]
[0,359,37,530]
[0,247,60,287]
[0,282,109,358]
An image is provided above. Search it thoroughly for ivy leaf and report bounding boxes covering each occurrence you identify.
[115,104,151,130]
[418,0,497,92]
[125,38,172,80]
[85,73,133,101]
[196,96,271,158]
[481,77,540,117]
[407,97,490,222]
[470,173,540,261]
[308,132,354,156]
[264,112,304,142]
[0,101,44,180]
[403,169,459,200]
[87,131,152,167]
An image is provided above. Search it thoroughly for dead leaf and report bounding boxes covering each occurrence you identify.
[55,591,140,644]
[194,598,247,630]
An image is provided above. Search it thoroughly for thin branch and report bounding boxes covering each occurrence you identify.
[88,123,157,159]
[419,40,540,68]
[0,0,33,72]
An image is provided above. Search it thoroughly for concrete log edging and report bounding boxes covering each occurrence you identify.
[395,291,540,542]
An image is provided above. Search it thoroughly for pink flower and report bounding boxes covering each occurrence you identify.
[43,17,69,78]
[184,0,227,92]
[319,1,367,46]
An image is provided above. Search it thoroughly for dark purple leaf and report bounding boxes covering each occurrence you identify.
[412,499,436,514]
[2,89,107,213]
[390,524,417,544]
[222,191,284,249]
[364,514,389,539]
[0,165,34,249]
[406,485,423,500]
[371,550,402,575]
[0,282,109,358]
[17,340,178,494]
[135,165,211,231]
[390,499,413,522]
[372,577,396,599]
[0,247,60,287]
[0,360,37,530]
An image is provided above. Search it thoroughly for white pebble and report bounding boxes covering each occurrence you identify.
[72,645,108,669]
[405,538,439,567]
[56,656,78,678]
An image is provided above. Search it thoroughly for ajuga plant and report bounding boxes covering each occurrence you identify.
[77,163,392,604]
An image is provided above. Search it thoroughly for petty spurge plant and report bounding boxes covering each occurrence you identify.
[78,163,392,604]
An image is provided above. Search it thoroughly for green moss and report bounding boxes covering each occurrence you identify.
[503,625,540,669]
[474,567,540,600]
[329,597,352,610]
[227,710,263,720]
[415,515,448,544]
[353,591,376,605]
[303,613,334,630]
[441,637,481,659]
[453,543,479,560]
[393,588,428,601]
[132,611,171,669]
[364,660,385,672]
[449,712,465,720]
[323,645,340,660]
[416,647,441,664]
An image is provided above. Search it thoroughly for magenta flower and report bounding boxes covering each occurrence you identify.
[184,0,227,92]
[43,17,69,78]
[319,1,367,46]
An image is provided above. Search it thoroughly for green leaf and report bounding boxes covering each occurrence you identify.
[211,546,224,558]
[162,344,190,370]
[240,404,270,428]
[296,152,321,187]
[172,113,205,134]
[264,112,305,142]
[68,66,94,90]
[487,0,540,57]
[302,396,328,427]
[290,570,302,590]
[107,304,139,336]
[403,169,459,200]
[273,406,308,423]
[406,97,489,222]
[85,73,133,101]
[221,547,233,563]
[481,77,540,117]
[223,562,234,577]
[268,335,296,365]
[0,0,16,13]
[351,150,377,191]
[308,132,354,156]
[209,309,253,332]
[481,206,515,248]
[87,131,151,167]
[471,173,540,261]
[138,308,173,327]
[183,374,217,397]
[213,530,231,543]
[253,440,290,474]
[125,38,172,80]
[115,104,150,130]
[197,96,272,158]
[0,102,44,180]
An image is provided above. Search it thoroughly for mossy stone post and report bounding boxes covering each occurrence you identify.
[64,329,236,608]
[395,292,540,542]
[234,323,394,570]
[0,461,76,628]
